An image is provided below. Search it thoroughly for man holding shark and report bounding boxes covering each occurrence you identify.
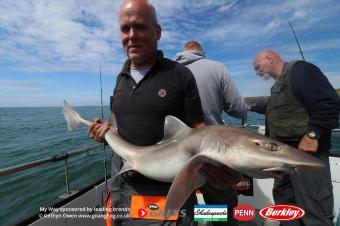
[88,0,240,225]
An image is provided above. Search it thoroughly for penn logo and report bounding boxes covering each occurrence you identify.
[259,205,305,221]
[236,177,251,190]
[233,205,255,221]
[138,209,147,218]
[158,89,167,98]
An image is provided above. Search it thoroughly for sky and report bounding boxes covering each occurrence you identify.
[1,0,340,107]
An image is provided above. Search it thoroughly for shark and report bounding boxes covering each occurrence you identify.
[62,100,324,215]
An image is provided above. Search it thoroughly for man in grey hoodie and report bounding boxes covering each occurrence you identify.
[175,41,246,125]
[175,41,246,226]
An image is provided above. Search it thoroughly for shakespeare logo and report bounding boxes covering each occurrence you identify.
[194,205,228,222]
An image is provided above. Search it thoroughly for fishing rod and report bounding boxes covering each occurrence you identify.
[288,19,305,61]
[99,65,109,192]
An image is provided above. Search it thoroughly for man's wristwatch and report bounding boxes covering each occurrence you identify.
[306,130,320,140]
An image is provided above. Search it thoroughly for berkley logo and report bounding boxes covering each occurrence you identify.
[236,177,251,190]
[233,205,255,221]
[259,205,305,221]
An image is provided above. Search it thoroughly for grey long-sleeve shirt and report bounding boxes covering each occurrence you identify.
[175,50,246,125]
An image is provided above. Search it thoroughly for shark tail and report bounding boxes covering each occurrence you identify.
[63,100,92,130]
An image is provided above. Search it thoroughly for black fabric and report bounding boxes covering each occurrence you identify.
[290,61,339,150]
[112,51,204,146]
[273,151,334,226]
[236,175,254,196]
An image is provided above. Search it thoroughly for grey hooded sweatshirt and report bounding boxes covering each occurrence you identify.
[175,50,246,125]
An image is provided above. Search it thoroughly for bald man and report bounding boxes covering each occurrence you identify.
[249,50,339,226]
[175,40,246,124]
[87,1,240,225]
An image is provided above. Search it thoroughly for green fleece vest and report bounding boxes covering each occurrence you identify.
[266,61,309,141]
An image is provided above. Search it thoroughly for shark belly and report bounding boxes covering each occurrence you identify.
[136,150,191,182]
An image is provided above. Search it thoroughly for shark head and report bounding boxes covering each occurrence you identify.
[197,125,324,179]
[250,140,324,178]
[230,130,324,178]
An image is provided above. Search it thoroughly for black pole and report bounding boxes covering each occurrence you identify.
[99,65,109,191]
[288,20,305,61]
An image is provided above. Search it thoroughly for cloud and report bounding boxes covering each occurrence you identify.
[0,0,123,74]
[193,0,340,49]
[0,0,339,105]
[1,0,339,73]
[0,77,50,93]
[303,38,340,52]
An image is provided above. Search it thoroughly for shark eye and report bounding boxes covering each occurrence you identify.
[265,142,279,151]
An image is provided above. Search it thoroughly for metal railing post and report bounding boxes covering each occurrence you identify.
[64,157,71,195]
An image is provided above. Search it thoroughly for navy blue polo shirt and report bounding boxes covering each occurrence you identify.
[112,51,204,146]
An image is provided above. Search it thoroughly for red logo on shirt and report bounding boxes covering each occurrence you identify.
[158,89,167,98]
[236,177,251,190]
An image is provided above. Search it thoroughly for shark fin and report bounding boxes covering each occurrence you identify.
[163,116,192,141]
[109,113,118,131]
[63,100,92,129]
[164,155,208,216]
[164,154,239,217]
[111,162,134,180]
[262,166,292,173]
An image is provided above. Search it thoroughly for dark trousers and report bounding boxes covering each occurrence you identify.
[273,152,334,226]
[201,184,239,226]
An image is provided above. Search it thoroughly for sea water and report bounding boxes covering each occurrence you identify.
[0,107,339,225]
[0,106,111,225]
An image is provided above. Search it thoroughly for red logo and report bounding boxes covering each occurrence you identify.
[138,209,147,218]
[259,205,305,221]
[158,89,167,98]
[236,177,251,190]
[233,205,255,221]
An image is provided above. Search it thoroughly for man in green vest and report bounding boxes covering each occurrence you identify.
[249,50,339,226]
